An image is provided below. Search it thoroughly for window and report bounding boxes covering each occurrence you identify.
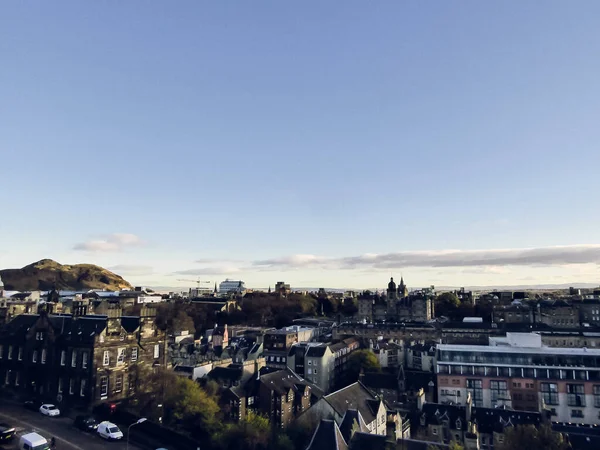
[32,350,37,363]
[466,379,483,407]
[60,350,66,366]
[15,371,20,386]
[0,344,3,358]
[432,428,438,435]
[117,348,126,364]
[131,347,138,361]
[69,378,74,395]
[8,345,13,360]
[308,360,312,365]
[58,378,63,393]
[18,347,23,361]
[71,350,77,367]
[80,379,86,396]
[41,349,47,364]
[115,374,123,393]
[594,386,600,408]
[154,344,160,359]
[571,410,584,418]
[490,380,509,403]
[103,351,110,366]
[100,376,109,397]
[36,331,43,341]
[276,356,281,362]
[567,384,586,407]
[307,368,312,375]
[248,396,254,406]
[541,383,559,405]
[82,351,88,369]
[314,369,318,374]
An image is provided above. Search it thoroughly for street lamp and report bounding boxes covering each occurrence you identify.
[127,418,147,450]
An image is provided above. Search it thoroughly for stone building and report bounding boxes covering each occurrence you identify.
[222,367,315,427]
[356,277,434,323]
[0,302,167,409]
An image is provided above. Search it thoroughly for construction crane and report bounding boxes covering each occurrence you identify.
[177,278,212,288]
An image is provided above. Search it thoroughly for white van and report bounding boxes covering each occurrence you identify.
[18,432,49,450]
[97,421,123,440]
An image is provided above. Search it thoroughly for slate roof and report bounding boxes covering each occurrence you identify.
[324,382,382,424]
[361,372,399,391]
[0,314,38,337]
[420,404,466,429]
[306,345,328,357]
[472,407,541,434]
[121,316,141,333]
[306,420,348,450]
[339,409,368,443]
[348,432,389,450]
[208,366,243,383]
[260,368,309,396]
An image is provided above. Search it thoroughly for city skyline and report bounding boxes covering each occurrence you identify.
[2,2,600,288]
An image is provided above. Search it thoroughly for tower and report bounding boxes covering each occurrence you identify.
[387,277,397,316]
[397,276,408,298]
[0,275,4,298]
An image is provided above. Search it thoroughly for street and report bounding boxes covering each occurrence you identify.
[0,402,146,450]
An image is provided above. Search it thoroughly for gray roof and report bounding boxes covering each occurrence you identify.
[339,409,368,443]
[324,382,382,424]
[306,420,348,450]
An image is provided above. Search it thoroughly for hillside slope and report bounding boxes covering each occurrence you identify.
[0,259,132,291]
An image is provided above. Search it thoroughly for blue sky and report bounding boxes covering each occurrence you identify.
[1,1,600,289]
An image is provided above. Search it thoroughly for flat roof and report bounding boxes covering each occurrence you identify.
[437,343,600,356]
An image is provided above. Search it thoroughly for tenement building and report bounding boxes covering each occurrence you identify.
[436,332,600,424]
[0,301,167,409]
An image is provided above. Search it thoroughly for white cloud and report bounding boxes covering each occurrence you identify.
[174,266,242,276]
[74,233,144,252]
[108,264,154,276]
[245,245,600,271]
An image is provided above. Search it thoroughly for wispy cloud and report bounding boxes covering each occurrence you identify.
[74,233,144,252]
[108,264,154,276]
[220,244,600,272]
[174,266,241,276]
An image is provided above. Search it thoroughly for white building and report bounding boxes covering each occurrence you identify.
[437,332,600,425]
[219,279,245,294]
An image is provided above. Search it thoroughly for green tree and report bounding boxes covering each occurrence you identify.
[346,349,381,382]
[499,424,570,450]
[131,367,221,436]
[215,412,272,450]
[435,292,461,317]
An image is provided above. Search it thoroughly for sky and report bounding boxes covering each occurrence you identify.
[1,1,600,290]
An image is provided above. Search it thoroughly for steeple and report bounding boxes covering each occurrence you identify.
[268,286,271,294]
[214,282,218,294]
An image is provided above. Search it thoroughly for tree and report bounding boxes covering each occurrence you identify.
[499,424,570,450]
[435,292,461,317]
[215,412,272,450]
[131,367,221,437]
[346,349,381,382]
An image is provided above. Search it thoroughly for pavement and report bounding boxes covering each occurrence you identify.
[0,401,147,450]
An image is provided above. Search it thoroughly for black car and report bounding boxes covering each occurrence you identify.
[74,415,99,432]
[0,423,16,443]
[23,400,41,412]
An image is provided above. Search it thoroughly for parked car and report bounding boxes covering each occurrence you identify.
[0,423,16,443]
[97,421,123,440]
[23,400,42,412]
[74,415,99,432]
[39,404,60,417]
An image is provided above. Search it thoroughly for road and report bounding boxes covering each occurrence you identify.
[0,402,146,450]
